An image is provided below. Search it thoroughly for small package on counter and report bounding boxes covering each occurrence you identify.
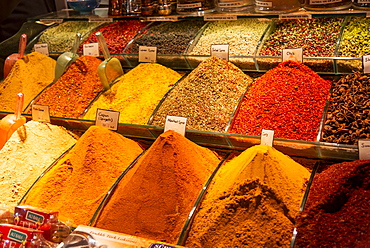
[14,205,71,243]
[0,223,55,248]
[58,225,186,248]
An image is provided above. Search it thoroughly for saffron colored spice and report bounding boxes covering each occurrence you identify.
[230,60,332,141]
[295,160,370,247]
[94,130,220,244]
[30,55,104,118]
[185,145,310,248]
[22,126,143,226]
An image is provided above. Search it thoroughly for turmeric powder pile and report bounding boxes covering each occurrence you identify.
[185,145,310,247]
[94,130,220,244]
[83,63,182,125]
[22,125,143,226]
[0,52,56,112]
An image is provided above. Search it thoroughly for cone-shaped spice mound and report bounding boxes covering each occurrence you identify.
[22,126,143,226]
[186,145,310,248]
[94,130,221,244]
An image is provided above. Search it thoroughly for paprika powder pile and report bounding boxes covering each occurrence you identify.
[94,130,220,244]
[0,121,77,207]
[295,160,370,247]
[185,145,310,248]
[30,55,104,118]
[230,60,332,141]
[83,63,181,124]
[22,126,143,226]
[0,52,56,112]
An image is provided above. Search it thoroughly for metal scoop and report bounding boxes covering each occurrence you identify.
[3,34,27,78]
[0,93,27,149]
[54,33,82,82]
[96,32,123,90]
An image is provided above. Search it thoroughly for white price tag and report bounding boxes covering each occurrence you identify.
[89,17,113,22]
[34,43,49,56]
[211,44,229,61]
[95,109,120,131]
[31,104,50,123]
[83,43,99,57]
[279,14,312,20]
[362,54,370,74]
[164,115,187,136]
[255,0,272,7]
[139,46,157,63]
[204,15,237,21]
[177,2,202,8]
[261,129,274,147]
[282,48,303,63]
[359,140,370,160]
[146,16,179,22]
[309,0,341,4]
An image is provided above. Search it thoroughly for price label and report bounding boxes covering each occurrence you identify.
[211,44,229,61]
[83,43,99,57]
[139,46,157,63]
[89,17,113,22]
[218,1,244,7]
[164,115,187,136]
[261,129,274,147]
[362,54,370,74]
[279,14,312,20]
[177,2,202,8]
[359,140,370,160]
[95,109,120,131]
[204,15,237,21]
[282,48,303,63]
[309,0,342,4]
[255,0,272,7]
[34,43,49,56]
[32,104,50,123]
[146,16,179,22]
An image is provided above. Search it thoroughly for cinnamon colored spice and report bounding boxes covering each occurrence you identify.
[94,130,220,244]
[22,126,143,226]
[230,60,332,141]
[295,160,370,247]
[185,145,310,247]
[30,55,104,118]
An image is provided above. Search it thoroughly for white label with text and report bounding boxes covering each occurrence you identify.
[83,43,99,57]
[261,129,274,147]
[164,116,187,136]
[139,46,157,63]
[204,15,237,21]
[34,43,49,56]
[359,140,370,160]
[146,16,179,22]
[255,1,272,7]
[282,48,303,63]
[363,54,370,74]
[89,18,113,22]
[95,109,120,131]
[32,104,50,123]
[177,2,202,8]
[211,44,229,61]
[309,0,341,4]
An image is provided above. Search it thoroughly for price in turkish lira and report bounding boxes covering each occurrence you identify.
[139,46,157,63]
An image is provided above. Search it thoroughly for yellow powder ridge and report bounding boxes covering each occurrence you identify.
[22,125,144,226]
[0,121,77,207]
[185,145,310,248]
[94,130,221,244]
[0,52,56,112]
[83,63,182,125]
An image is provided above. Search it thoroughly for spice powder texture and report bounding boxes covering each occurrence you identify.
[94,130,220,244]
[0,121,77,207]
[22,125,143,226]
[150,56,252,132]
[185,145,310,248]
[295,160,370,247]
[83,63,181,124]
[30,55,104,118]
[230,60,332,141]
[0,52,56,112]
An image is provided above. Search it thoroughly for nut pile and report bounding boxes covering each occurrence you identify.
[322,72,370,144]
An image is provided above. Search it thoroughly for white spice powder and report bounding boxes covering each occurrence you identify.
[0,121,77,207]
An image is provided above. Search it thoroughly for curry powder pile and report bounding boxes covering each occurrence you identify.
[22,126,143,226]
[94,130,220,244]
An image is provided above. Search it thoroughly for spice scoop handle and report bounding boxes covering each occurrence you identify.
[71,33,82,55]
[15,93,24,120]
[95,32,110,60]
[18,34,27,58]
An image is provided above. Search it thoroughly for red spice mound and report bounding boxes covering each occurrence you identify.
[230,60,332,141]
[295,160,370,247]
